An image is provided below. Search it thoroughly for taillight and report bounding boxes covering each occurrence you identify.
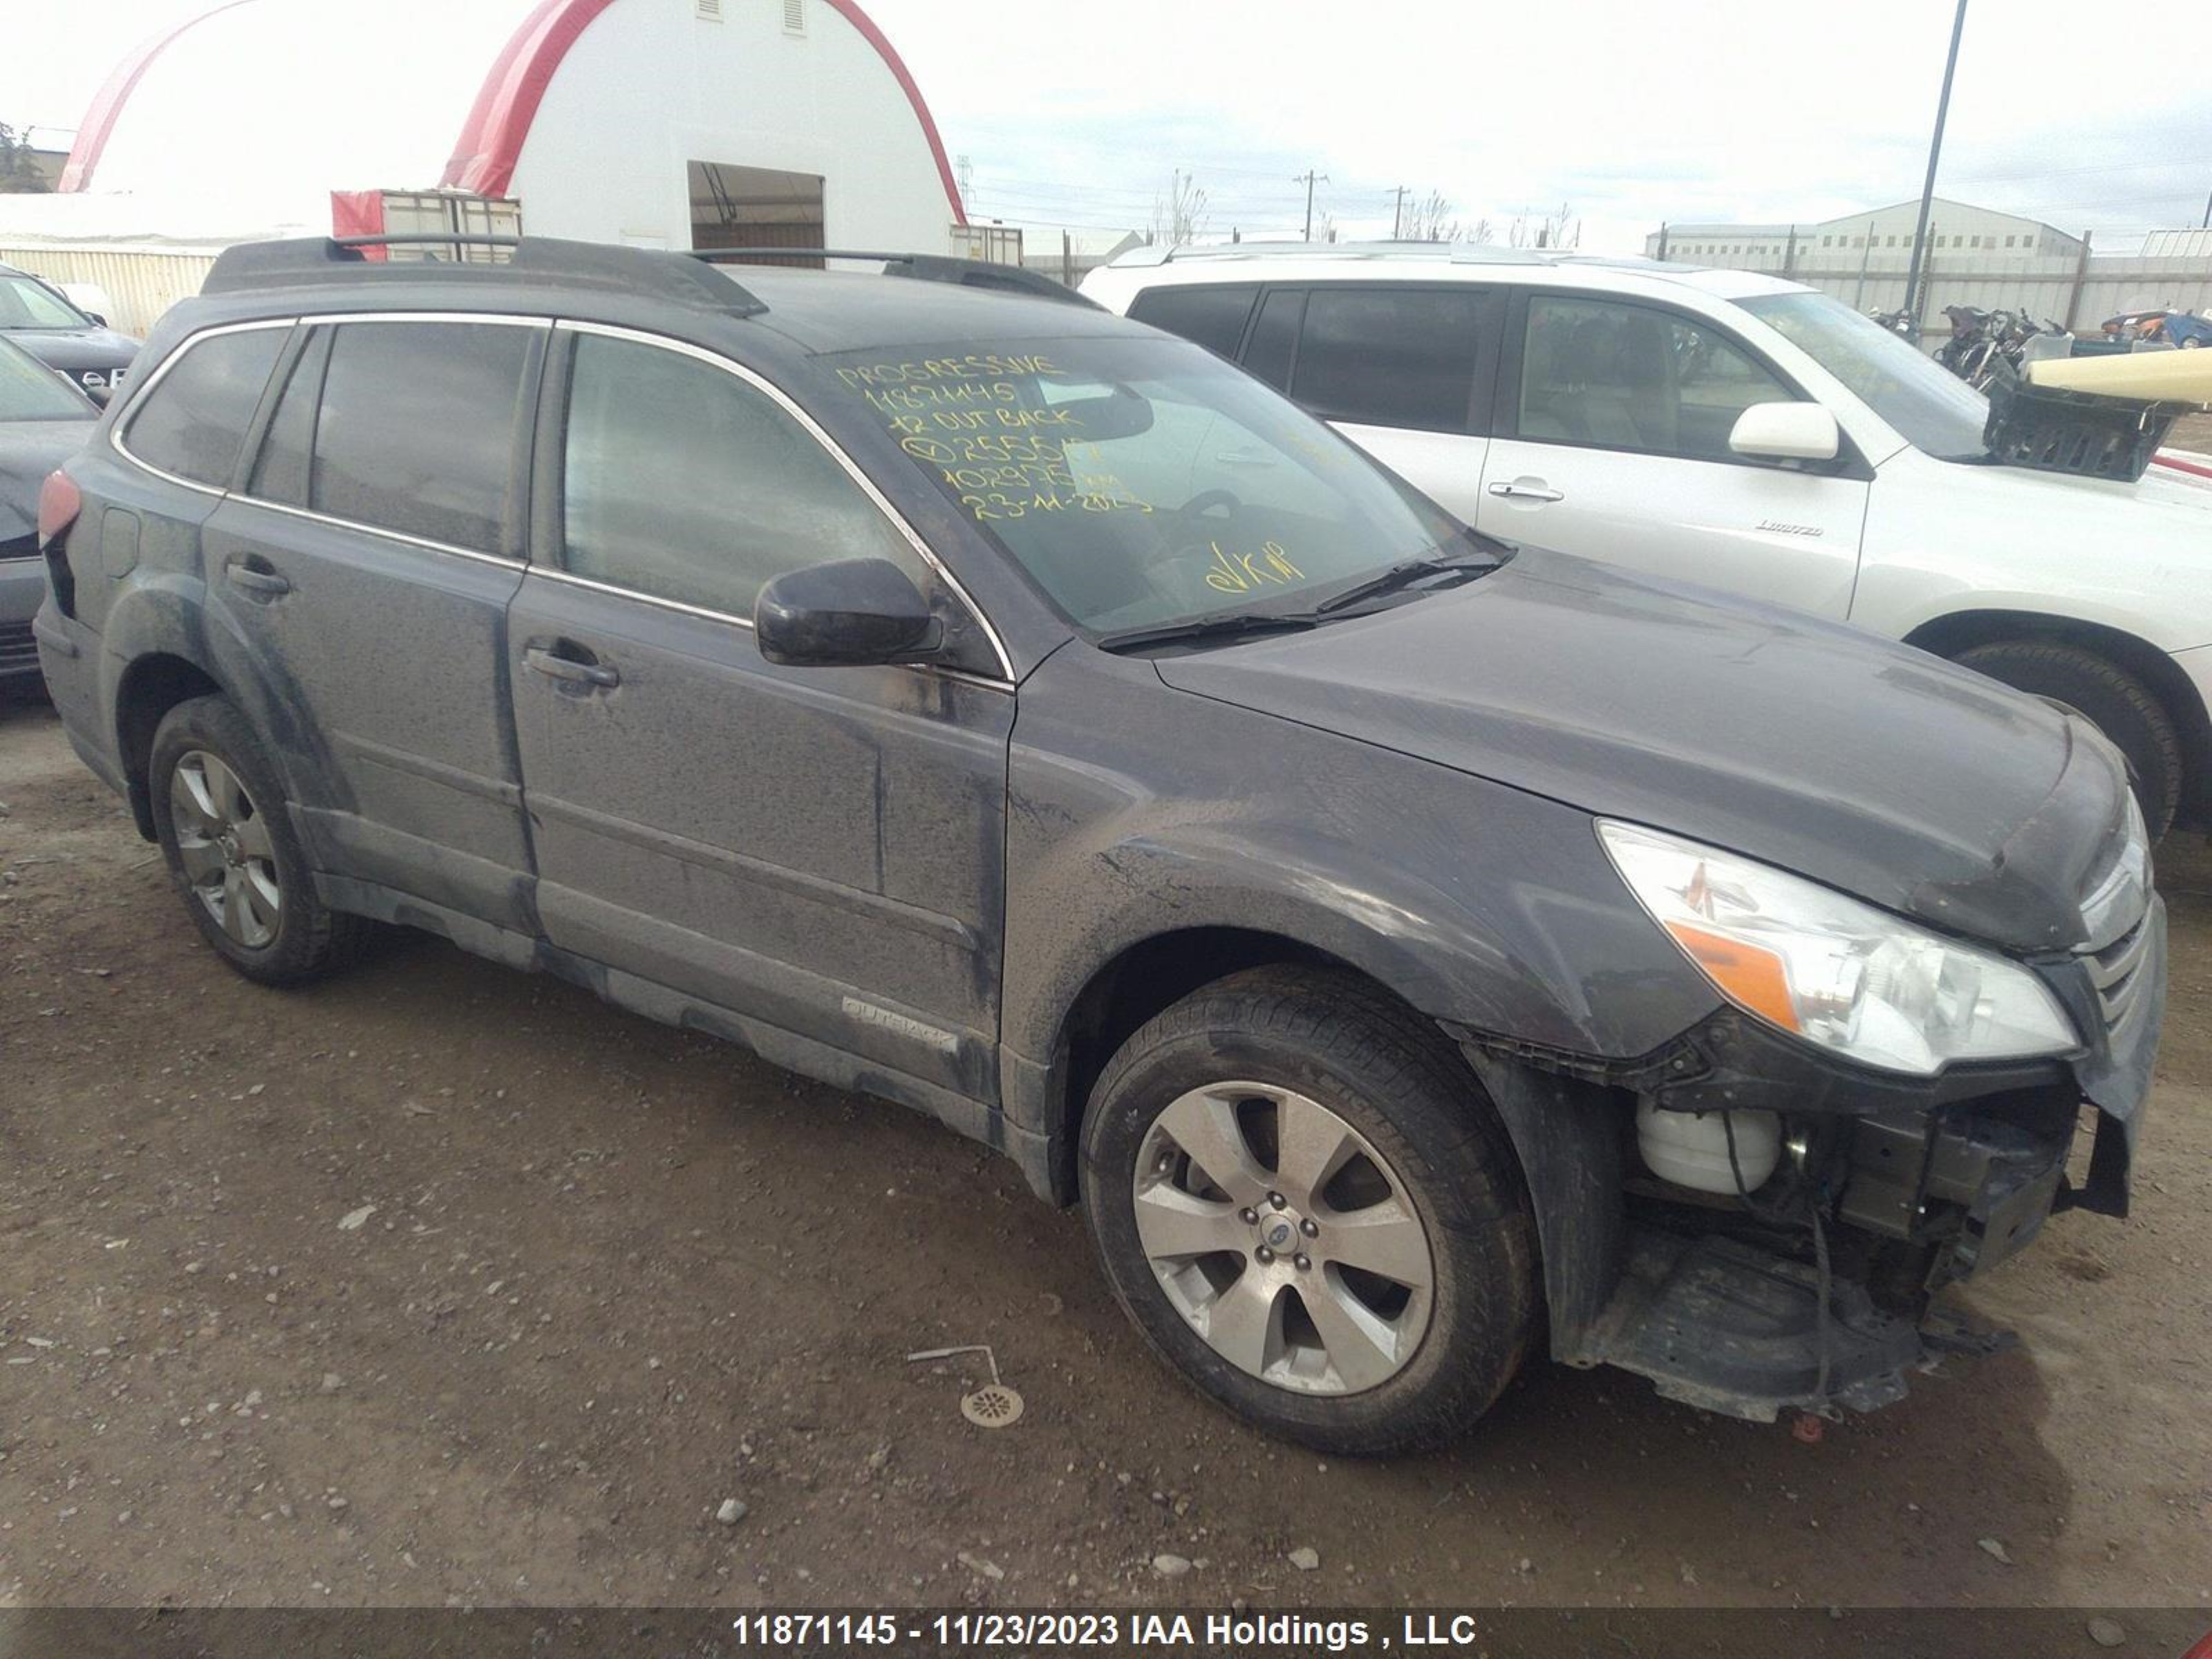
[36,469,81,547]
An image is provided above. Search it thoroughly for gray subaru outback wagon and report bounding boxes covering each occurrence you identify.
[32,237,2165,1454]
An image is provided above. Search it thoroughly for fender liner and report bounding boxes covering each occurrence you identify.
[1452,1043,1626,1363]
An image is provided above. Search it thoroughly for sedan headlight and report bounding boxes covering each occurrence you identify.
[1598,820,2079,1076]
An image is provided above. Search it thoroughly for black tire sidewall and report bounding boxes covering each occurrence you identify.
[1956,641,2182,838]
[1080,974,1536,1456]
[149,695,331,984]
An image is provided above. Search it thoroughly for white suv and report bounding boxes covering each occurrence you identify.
[1081,244,2212,838]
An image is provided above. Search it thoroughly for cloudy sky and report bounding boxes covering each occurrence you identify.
[8,0,2206,253]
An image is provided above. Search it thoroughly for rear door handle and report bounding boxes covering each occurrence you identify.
[1487,479,1565,503]
[523,644,620,689]
[225,561,290,597]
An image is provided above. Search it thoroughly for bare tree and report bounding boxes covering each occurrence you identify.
[1509,202,1580,250]
[1465,215,1497,245]
[1318,210,1340,244]
[1150,170,1209,245]
[1400,189,1461,243]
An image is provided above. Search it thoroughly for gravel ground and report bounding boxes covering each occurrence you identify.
[1,691,2209,1615]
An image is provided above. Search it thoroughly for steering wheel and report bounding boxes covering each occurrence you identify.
[1177,488,1242,522]
[1140,487,1244,583]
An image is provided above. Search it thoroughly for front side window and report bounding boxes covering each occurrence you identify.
[0,335,93,421]
[559,332,921,619]
[1740,290,1989,461]
[311,321,538,553]
[829,335,1463,637]
[1127,284,1259,362]
[124,326,288,487]
[1291,287,1483,431]
[0,274,89,330]
[1516,296,1794,463]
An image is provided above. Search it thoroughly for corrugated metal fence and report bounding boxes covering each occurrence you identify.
[0,245,221,336]
[1723,247,2212,344]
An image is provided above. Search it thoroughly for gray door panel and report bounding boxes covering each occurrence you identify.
[507,571,1011,1100]
[203,498,533,927]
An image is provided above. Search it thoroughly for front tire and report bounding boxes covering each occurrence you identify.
[1954,639,2184,840]
[1080,967,1537,1456]
[150,695,368,986]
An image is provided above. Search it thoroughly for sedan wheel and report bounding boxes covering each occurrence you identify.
[1132,1080,1434,1395]
[169,750,282,948]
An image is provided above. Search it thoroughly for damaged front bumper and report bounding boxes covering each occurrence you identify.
[1453,897,2166,1425]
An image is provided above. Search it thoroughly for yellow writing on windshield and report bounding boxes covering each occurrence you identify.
[1204,541,1303,594]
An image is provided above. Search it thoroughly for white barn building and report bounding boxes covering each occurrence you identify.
[3,0,971,331]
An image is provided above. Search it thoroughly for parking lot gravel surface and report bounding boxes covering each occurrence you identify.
[2,691,2208,1613]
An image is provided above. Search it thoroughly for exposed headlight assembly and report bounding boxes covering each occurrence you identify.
[1598,821,2079,1077]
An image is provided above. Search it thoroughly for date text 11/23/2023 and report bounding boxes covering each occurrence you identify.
[726,1611,1539,1650]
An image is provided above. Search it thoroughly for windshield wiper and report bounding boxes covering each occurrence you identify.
[1310,546,1500,616]
[1094,610,1322,655]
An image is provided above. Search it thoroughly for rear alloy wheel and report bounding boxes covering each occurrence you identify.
[149,694,368,985]
[169,750,283,949]
[1082,966,1537,1456]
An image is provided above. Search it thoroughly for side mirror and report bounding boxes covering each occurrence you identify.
[83,382,113,409]
[754,557,942,668]
[86,312,108,329]
[1728,401,1840,462]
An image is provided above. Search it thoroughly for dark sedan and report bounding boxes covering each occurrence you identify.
[0,262,141,400]
[0,331,96,685]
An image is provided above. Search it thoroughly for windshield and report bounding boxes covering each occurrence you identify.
[0,274,91,332]
[0,335,91,421]
[824,336,1462,635]
[1739,290,1990,461]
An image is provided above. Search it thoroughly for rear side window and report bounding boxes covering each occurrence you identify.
[1291,288,1484,432]
[124,327,287,487]
[558,332,921,619]
[1127,284,1259,361]
[310,321,538,554]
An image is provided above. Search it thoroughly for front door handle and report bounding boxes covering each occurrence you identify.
[523,643,620,689]
[225,560,290,598]
[1487,478,1565,503]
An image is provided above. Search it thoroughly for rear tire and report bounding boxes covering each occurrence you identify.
[1080,966,1537,1456]
[149,695,368,986]
[1955,639,2184,841]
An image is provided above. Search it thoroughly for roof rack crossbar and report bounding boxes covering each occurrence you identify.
[331,234,523,250]
[686,247,1098,308]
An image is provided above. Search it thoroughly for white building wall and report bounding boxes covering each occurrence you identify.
[510,0,955,252]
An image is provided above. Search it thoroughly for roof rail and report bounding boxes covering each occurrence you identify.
[687,247,1099,308]
[203,235,768,317]
[1105,240,1555,270]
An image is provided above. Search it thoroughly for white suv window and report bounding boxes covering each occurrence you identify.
[1518,296,1792,464]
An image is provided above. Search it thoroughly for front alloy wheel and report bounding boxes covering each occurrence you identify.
[1132,1081,1434,1394]
[1082,966,1537,1456]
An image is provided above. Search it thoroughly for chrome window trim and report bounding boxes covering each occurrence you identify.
[227,490,525,570]
[109,317,298,498]
[552,319,1016,684]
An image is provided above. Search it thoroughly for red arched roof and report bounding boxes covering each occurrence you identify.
[438,0,966,224]
[59,0,256,192]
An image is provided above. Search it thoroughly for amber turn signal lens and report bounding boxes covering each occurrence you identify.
[1665,921,1801,1033]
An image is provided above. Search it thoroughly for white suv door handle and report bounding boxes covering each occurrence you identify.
[1488,479,1564,503]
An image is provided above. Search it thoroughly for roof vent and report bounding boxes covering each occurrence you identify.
[783,0,805,32]
[695,0,721,18]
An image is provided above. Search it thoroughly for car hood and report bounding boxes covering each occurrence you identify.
[8,327,140,380]
[1153,548,2133,955]
[0,419,90,546]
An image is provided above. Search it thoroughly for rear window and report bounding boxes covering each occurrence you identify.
[1290,287,1484,432]
[308,321,538,554]
[124,327,288,487]
[1127,284,1259,361]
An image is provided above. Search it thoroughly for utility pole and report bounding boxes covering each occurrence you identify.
[1389,185,1410,240]
[1293,169,1329,242]
[2202,185,2210,229]
[1902,0,1968,334]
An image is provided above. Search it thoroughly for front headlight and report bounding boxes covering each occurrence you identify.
[1598,820,2079,1076]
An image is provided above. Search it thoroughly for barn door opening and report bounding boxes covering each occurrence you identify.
[688,161,825,265]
